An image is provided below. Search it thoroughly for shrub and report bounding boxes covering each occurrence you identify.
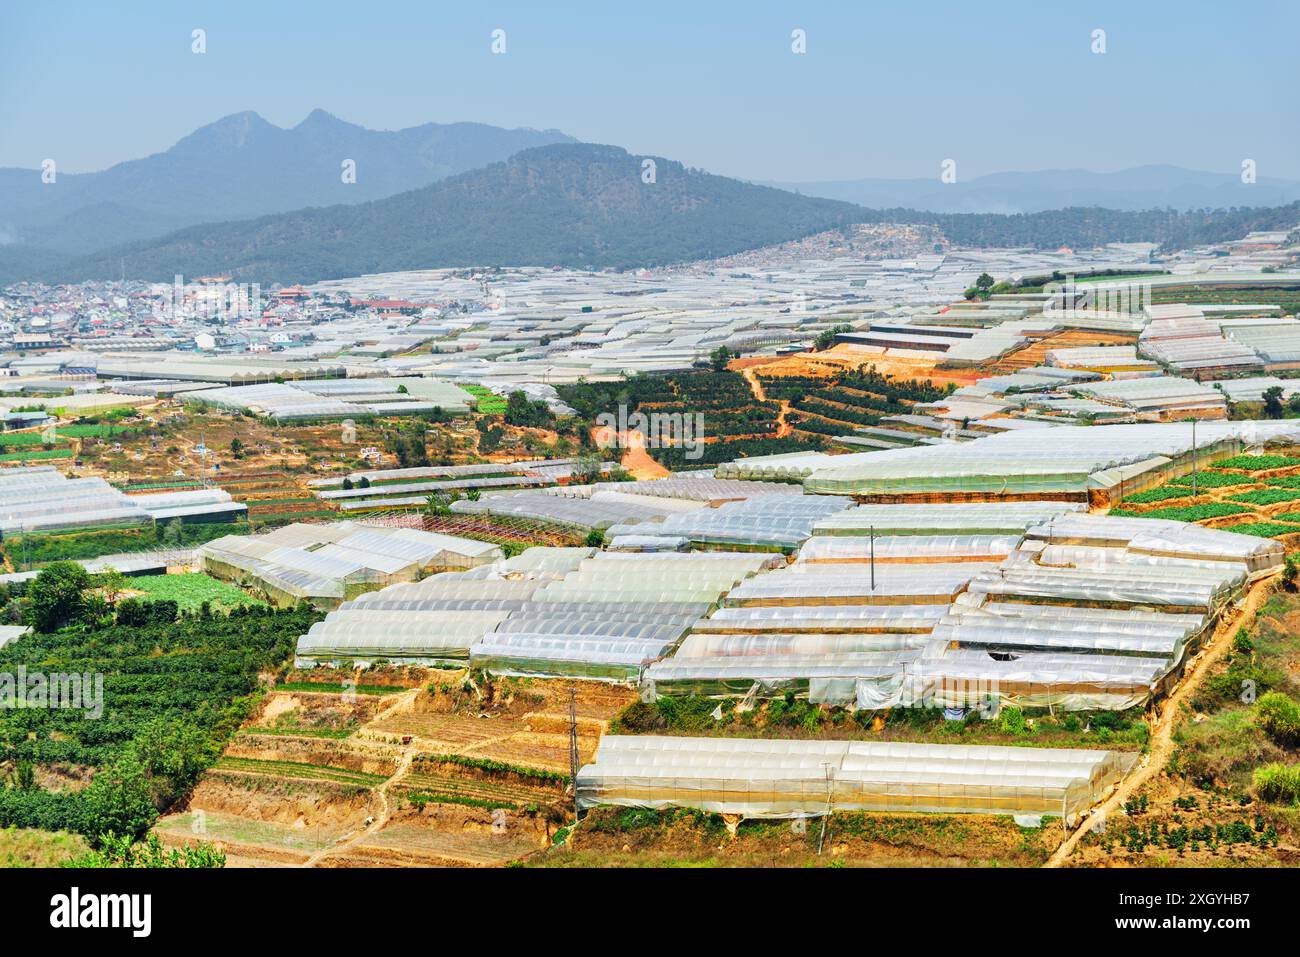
[997,705,1027,735]
[1253,763,1300,805]
[1256,692,1300,747]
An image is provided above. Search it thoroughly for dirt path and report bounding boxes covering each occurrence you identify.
[1044,575,1277,868]
[301,689,420,868]
[591,425,669,480]
[740,367,792,438]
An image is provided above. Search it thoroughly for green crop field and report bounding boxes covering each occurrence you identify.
[0,448,73,462]
[128,573,266,611]
[1110,502,1250,522]
[1214,454,1300,472]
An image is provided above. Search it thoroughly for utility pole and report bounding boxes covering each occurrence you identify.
[869,525,875,592]
[817,763,836,855]
[568,686,580,824]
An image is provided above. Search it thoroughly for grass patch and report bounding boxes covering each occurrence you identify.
[277,681,406,696]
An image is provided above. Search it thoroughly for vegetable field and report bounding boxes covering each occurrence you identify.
[127,573,266,611]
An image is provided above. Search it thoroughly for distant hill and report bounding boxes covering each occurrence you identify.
[0,110,575,256]
[18,143,1300,288]
[771,165,1300,214]
[48,144,873,283]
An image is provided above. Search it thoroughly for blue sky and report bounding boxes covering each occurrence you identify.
[2,0,1296,180]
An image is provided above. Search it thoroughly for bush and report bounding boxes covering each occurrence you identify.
[614,700,667,733]
[997,705,1028,735]
[1253,763,1300,805]
[1256,692,1300,747]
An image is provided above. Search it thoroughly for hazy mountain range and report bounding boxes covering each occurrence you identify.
[769,165,1300,214]
[1,110,1297,286]
[0,110,575,255]
[53,144,868,283]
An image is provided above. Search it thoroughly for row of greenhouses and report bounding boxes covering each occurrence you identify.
[294,549,780,673]
[576,736,1138,820]
[641,509,1281,710]
[0,465,245,535]
[715,421,1300,497]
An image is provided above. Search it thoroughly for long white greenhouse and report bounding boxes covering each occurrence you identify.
[577,736,1137,821]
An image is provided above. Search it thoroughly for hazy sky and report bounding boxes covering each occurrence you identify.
[2,0,1296,181]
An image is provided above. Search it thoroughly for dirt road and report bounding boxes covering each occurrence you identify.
[1044,575,1276,867]
[591,425,669,480]
[740,366,792,438]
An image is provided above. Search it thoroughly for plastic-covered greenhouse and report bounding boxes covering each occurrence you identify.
[201,522,502,608]
[577,736,1137,821]
[0,466,245,535]
[797,534,1022,564]
[797,421,1300,497]
[296,548,778,676]
[810,502,1085,537]
[604,494,854,551]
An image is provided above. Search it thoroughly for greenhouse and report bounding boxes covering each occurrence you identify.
[451,489,700,530]
[577,736,1137,821]
[723,562,997,606]
[799,420,1300,497]
[201,522,502,608]
[604,494,854,551]
[296,548,777,676]
[810,502,1085,537]
[0,466,245,535]
[796,534,1021,564]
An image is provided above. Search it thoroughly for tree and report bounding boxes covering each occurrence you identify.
[80,753,157,841]
[25,562,91,632]
[96,569,130,605]
[814,324,852,351]
[709,346,734,372]
[1262,385,1286,419]
[342,477,353,490]
[129,717,214,809]
[505,391,555,429]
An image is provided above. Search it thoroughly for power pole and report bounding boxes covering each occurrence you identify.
[817,763,836,855]
[568,686,580,823]
[869,525,875,592]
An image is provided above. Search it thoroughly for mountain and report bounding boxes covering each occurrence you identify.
[771,165,1300,214]
[48,144,872,283]
[0,110,575,255]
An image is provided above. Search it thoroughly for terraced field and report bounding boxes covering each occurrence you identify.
[396,771,560,808]
[214,756,388,787]
[161,673,633,866]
